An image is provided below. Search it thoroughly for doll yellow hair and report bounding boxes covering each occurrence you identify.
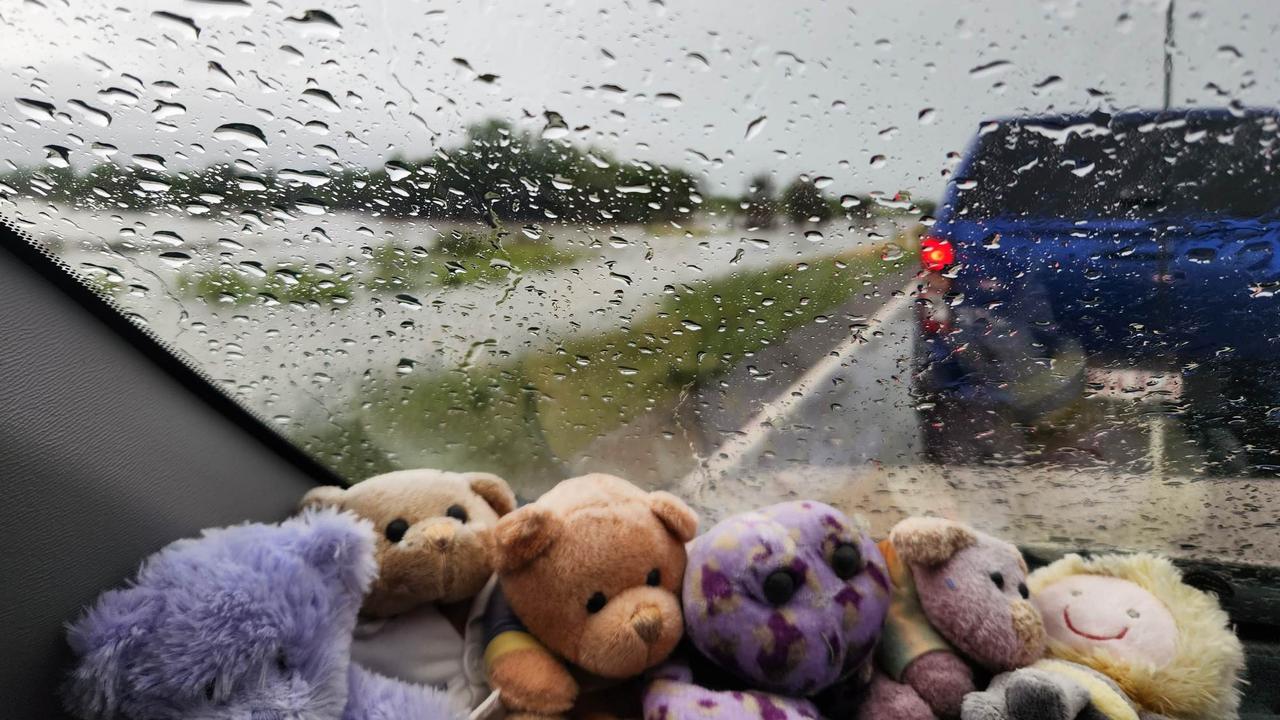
[1028,553,1245,720]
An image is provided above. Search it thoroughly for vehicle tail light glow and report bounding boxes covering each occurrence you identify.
[921,235,955,271]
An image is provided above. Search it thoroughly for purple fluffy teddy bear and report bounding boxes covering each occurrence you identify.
[63,507,458,720]
[643,501,892,720]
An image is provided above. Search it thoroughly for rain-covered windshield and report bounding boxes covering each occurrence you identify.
[2,0,1278,571]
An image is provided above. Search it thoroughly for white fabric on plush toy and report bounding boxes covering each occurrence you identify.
[353,575,497,714]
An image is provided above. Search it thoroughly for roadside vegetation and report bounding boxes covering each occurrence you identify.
[300,240,920,483]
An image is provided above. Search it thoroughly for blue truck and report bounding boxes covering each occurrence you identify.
[915,108,1280,474]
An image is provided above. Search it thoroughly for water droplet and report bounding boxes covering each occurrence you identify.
[295,199,327,215]
[396,358,416,375]
[159,251,192,267]
[869,154,887,168]
[302,88,340,112]
[655,92,682,108]
[522,225,543,240]
[152,11,200,39]
[1187,247,1217,264]
[685,52,709,70]
[396,294,422,309]
[214,122,268,149]
[16,97,56,121]
[840,194,862,208]
[286,9,342,35]
[1033,75,1063,92]
[745,115,767,141]
[541,111,569,140]
[881,244,904,261]
[918,108,936,125]
[617,366,639,376]
[68,99,111,127]
[278,168,331,186]
[152,101,186,119]
[969,59,1012,78]
[384,161,412,181]
[132,154,166,172]
[812,176,834,189]
[43,145,70,168]
[804,230,824,242]
[153,230,184,246]
[97,87,139,106]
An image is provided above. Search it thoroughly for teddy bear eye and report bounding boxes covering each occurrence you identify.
[646,568,661,586]
[989,571,1005,589]
[585,592,608,613]
[831,542,863,580]
[385,518,409,543]
[763,570,798,606]
[1126,608,1140,619]
[1018,582,1029,599]
[445,504,468,523]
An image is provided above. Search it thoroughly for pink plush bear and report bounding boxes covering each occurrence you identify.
[857,517,1046,720]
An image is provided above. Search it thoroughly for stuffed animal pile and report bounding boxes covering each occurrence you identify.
[62,470,1247,720]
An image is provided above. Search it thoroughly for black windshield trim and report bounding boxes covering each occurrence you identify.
[0,214,348,489]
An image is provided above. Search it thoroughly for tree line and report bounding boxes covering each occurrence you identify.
[0,118,927,227]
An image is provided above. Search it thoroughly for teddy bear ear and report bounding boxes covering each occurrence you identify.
[465,472,517,517]
[890,516,978,566]
[289,507,378,606]
[648,491,699,543]
[63,588,161,718]
[493,506,562,572]
[299,484,346,511]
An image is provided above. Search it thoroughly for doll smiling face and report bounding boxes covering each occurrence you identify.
[1034,574,1178,667]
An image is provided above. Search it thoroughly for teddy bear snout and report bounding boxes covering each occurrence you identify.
[1010,597,1047,665]
[421,522,456,551]
[630,603,664,643]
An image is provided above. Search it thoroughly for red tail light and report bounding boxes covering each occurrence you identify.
[921,235,955,272]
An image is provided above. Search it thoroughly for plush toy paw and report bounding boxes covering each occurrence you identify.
[642,660,821,720]
[960,668,1094,720]
[344,664,460,720]
[857,671,936,720]
[1005,669,1091,720]
[489,647,579,715]
[904,650,976,718]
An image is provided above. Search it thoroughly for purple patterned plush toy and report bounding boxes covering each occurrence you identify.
[63,507,458,720]
[643,501,892,719]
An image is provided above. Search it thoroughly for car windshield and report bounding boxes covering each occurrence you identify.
[953,112,1280,219]
[2,0,1279,576]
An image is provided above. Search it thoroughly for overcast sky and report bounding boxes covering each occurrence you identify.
[1,0,1276,201]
